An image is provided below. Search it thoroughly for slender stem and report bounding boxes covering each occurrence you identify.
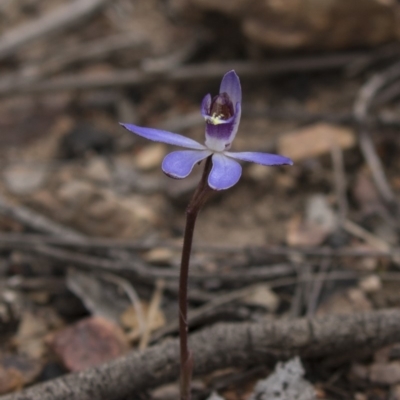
[179,157,213,400]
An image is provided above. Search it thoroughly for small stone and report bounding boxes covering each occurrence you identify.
[3,164,48,195]
[57,180,94,204]
[246,163,273,181]
[354,393,367,400]
[369,362,400,385]
[49,317,129,372]
[358,257,379,272]
[306,194,337,233]
[135,144,166,171]
[359,275,382,294]
[84,157,112,184]
[121,196,159,225]
[243,285,279,312]
[85,198,118,220]
[144,247,174,264]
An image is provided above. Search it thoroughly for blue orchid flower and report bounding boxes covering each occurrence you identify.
[120,70,292,190]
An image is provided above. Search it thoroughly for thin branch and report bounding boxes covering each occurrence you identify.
[342,219,391,252]
[0,51,380,96]
[1,232,400,258]
[353,61,400,206]
[354,61,400,121]
[306,260,331,317]
[358,130,396,204]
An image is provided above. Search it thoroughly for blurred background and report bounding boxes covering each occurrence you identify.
[0,0,400,244]
[1,0,400,399]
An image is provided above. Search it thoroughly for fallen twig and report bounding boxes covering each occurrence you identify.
[1,309,400,400]
[343,219,391,252]
[0,196,82,240]
[0,0,112,59]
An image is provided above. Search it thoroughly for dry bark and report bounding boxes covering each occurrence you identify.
[1,309,400,400]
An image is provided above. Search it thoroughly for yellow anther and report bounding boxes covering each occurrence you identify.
[207,113,225,125]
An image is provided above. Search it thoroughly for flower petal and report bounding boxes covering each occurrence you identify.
[162,150,212,179]
[120,123,206,150]
[225,151,293,166]
[208,153,242,190]
[220,70,241,108]
[205,102,241,151]
[228,101,241,144]
[201,94,211,118]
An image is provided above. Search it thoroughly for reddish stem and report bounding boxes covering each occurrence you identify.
[179,156,213,400]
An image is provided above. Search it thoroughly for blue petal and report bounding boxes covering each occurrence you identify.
[120,123,206,150]
[225,151,293,166]
[208,153,242,190]
[220,70,241,108]
[228,101,241,144]
[201,94,211,118]
[162,150,212,179]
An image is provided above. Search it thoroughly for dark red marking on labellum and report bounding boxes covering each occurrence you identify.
[210,92,234,120]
